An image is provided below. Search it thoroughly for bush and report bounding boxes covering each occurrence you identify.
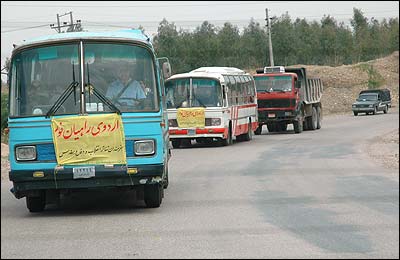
[357,63,385,89]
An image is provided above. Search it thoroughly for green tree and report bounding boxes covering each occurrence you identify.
[351,8,370,62]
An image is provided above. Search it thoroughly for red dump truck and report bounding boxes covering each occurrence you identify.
[253,66,323,134]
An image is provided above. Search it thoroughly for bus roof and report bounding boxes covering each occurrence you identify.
[12,29,152,52]
[167,67,250,81]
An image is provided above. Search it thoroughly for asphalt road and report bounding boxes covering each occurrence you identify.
[1,110,399,259]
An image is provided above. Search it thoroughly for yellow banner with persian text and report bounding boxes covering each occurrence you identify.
[51,114,126,165]
[177,108,205,128]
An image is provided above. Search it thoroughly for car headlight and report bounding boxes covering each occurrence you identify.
[352,105,356,108]
[134,140,155,156]
[369,105,373,108]
[211,118,221,126]
[16,146,36,161]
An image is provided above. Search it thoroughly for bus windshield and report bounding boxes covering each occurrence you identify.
[254,75,292,93]
[165,78,222,108]
[9,42,158,117]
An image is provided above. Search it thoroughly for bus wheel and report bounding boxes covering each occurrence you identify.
[26,192,46,213]
[163,167,169,189]
[254,124,262,135]
[221,125,232,146]
[171,140,181,149]
[144,184,162,208]
[243,121,253,141]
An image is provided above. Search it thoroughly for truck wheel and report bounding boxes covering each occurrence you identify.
[171,140,181,149]
[353,111,358,116]
[26,192,46,213]
[254,125,262,135]
[144,184,162,208]
[267,123,276,133]
[293,119,303,134]
[310,107,317,130]
[316,106,322,129]
[383,105,388,114]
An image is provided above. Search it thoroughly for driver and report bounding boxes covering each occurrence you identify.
[106,67,146,107]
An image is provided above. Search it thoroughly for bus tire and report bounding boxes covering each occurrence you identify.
[221,124,232,146]
[171,139,181,149]
[26,192,46,213]
[243,121,253,141]
[254,125,262,135]
[144,184,162,208]
[163,167,169,189]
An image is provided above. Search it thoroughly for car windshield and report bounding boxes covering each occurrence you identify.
[9,42,158,117]
[254,75,292,92]
[357,94,378,101]
[165,78,222,108]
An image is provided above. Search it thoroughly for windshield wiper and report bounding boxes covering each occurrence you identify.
[46,81,79,118]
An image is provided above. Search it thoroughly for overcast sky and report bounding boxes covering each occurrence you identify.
[1,1,399,80]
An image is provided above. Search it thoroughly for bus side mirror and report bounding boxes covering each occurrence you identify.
[157,57,172,80]
[162,62,171,79]
[222,85,228,98]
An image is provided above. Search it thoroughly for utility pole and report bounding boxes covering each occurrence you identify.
[265,8,274,66]
[50,12,82,33]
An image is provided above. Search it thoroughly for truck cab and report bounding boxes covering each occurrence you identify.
[253,66,323,134]
[253,66,300,134]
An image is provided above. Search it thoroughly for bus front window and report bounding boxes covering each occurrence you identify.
[165,78,222,108]
[9,44,80,117]
[9,43,159,117]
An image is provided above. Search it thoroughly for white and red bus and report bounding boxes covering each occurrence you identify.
[165,67,258,148]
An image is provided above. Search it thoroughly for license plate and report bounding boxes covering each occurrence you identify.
[188,129,196,136]
[73,166,95,179]
[268,113,275,118]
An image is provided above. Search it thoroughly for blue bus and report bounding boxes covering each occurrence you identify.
[7,29,172,212]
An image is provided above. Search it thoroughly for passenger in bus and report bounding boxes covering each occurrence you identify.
[106,66,146,107]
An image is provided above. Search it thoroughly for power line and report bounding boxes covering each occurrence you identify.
[1,24,50,33]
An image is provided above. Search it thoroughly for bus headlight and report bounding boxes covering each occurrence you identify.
[211,118,221,126]
[16,146,37,161]
[168,119,178,127]
[134,140,155,156]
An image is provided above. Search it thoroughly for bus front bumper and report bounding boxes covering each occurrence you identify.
[9,164,164,199]
[169,127,227,139]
